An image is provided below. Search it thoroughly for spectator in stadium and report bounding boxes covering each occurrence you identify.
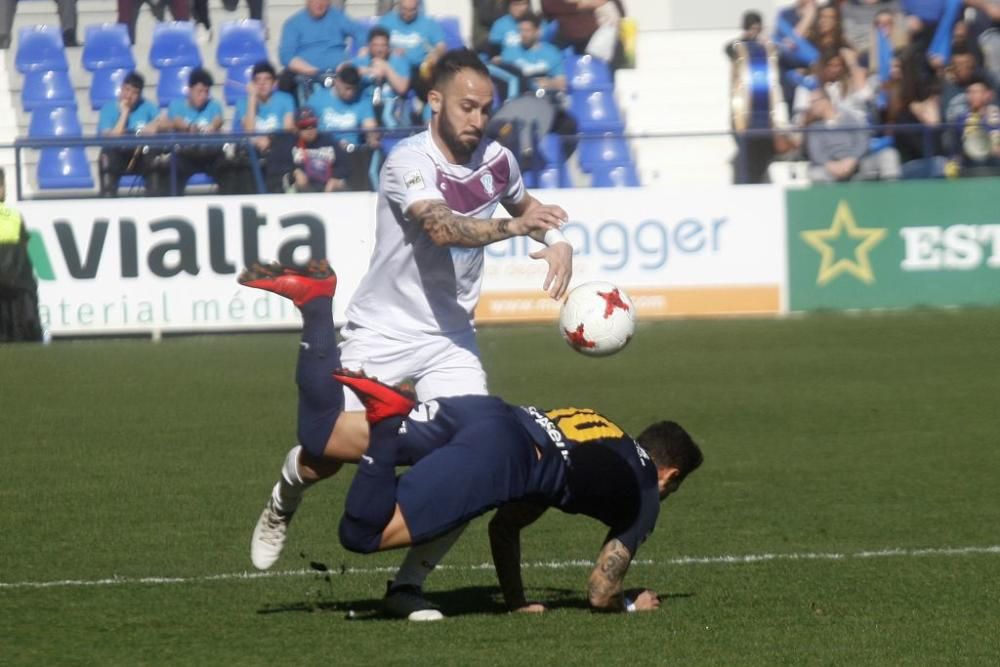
[890,73,949,178]
[773,0,818,67]
[0,0,78,49]
[954,75,1000,173]
[841,0,901,57]
[486,0,535,60]
[725,10,765,61]
[224,61,296,194]
[808,3,855,54]
[792,48,872,126]
[377,0,447,97]
[804,87,901,181]
[0,168,42,343]
[193,0,266,41]
[352,26,412,118]
[97,72,163,197]
[500,12,566,92]
[965,0,1000,83]
[309,64,379,148]
[117,0,191,45]
[541,0,624,63]
[153,67,225,196]
[278,0,357,94]
[245,49,573,622]
[472,0,509,54]
[267,107,350,193]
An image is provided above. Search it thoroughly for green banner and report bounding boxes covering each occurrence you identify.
[787,180,1000,311]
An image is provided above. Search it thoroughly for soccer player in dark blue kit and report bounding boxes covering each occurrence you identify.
[242,262,703,614]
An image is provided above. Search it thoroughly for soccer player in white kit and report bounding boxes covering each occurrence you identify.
[247,48,574,620]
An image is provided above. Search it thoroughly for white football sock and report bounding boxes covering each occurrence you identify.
[391,524,468,590]
[270,445,313,515]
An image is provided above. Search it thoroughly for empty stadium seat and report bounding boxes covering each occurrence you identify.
[223,63,253,106]
[591,163,639,188]
[438,16,465,50]
[38,148,94,189]
[82,23,134,70]
[577,134,631,172]
[539,133,564,166]
[566,54,613,92]
[570,90,624,133]
[157,66,194,107]
[149,21,201,68]
[15,25,68,72]
[28,106,83,137]
[523,165,571,189]
[21,69,76,110]
[90,68,129,110]
[216,19,266,67]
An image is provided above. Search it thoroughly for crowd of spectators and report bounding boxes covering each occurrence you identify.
[728,0,1000,184]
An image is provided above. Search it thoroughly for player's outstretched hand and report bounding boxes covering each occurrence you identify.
[530,242,572,300]
[512,204,568,236]
[513,602,548,614]
[631,589,661,612]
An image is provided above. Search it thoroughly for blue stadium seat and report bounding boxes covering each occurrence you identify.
[523,165,571,189]
[117,175,145,192]
[438,16,465,50]
[157,66,194,107]
[90,68,129,110]
[15,25,68,72]
[38,148,94,189]
[28,106,83,137]
[591,163,639,188]
[186,173,215,187]
[566,54,613,92]
[577,134,631,172]
[223,63,253,106]
[149,21,201,68]
[216,19,267,67]
[21,70,76,110]
[82,23,134,70]
[570,90,624,133]
[539,133,564,166]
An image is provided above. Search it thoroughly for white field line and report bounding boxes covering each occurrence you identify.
[1,545,998,591]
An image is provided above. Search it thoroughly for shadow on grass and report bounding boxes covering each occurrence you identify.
[257,585,695,620]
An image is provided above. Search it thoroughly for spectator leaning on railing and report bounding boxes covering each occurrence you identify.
[267,106,350,193]
[954,74,1000,173]
[278,0,356,95]
[97,72,163,197]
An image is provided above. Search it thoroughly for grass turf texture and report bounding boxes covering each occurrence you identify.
[2,310,999,665]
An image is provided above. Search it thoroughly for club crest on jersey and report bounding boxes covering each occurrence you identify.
[403,170,425,190]
[480,173,495,196]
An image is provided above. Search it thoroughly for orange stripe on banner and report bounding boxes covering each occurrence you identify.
[476,286,780,323]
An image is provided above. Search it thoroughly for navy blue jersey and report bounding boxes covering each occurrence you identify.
[515,406,661,555]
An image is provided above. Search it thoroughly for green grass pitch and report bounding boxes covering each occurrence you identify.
[2,310,999,665]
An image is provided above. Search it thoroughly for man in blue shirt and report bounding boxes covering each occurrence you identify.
[500,12,566,92]
[97,71,163,197]
[157,68,225,195]
[278,0,357,93]
[487,0,534,59]
[378,0,447,97]
[353,25,412,119]
[308,64,378,148]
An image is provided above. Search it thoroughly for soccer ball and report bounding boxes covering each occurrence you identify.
[559,281,636,356]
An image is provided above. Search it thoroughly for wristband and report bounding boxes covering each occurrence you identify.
[543,228,569,247]
[624,596,636,613]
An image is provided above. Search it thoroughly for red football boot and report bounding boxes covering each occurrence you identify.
[333,369,417,425]
[238,260,337,307]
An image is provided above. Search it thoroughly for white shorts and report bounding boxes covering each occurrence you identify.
[338,324,488,411]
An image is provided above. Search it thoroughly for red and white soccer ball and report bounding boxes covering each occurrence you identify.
[559,281,636,356]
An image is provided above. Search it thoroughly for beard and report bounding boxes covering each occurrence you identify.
[438,108,482,162]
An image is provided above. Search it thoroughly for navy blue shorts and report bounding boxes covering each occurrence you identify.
[395,398,542,544]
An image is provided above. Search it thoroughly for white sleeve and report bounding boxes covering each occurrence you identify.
[383,146,446,215]
[500,148,526,207]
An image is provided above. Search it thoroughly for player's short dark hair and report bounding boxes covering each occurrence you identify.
[188,67,214,88]
[123,71,145,90]
[742,10,762,31]
[637,421,703,481]
[431,48,491,88]
[518,11,542,28]
[368,26,390,42]
[252,60,277,79]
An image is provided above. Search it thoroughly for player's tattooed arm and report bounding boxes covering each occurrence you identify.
[587,539,633,612]
[410,200,516,247]
[488,501,549,612]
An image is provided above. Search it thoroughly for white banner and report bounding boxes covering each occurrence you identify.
[21,193,374,335]
[21,185,787,335]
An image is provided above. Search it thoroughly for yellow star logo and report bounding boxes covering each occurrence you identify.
[800,200,887,286]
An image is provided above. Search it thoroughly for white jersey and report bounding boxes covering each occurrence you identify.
[345,129,525,340]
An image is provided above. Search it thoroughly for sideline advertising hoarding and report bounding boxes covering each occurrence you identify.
[787,181,1000,311]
